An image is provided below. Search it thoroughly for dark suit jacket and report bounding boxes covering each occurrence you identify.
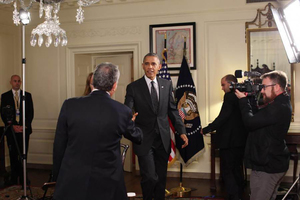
[124,77,186,156]
[52,90,142,200]
[0,90,34,134]
[202,91,247,149]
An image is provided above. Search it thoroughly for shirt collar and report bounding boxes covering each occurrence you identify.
[12,89,20,95]
[92,88,110,96]
[144,75,158,86]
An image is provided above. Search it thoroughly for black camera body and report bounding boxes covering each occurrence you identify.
[1,105,14,123]
[230,79,263,96]
[229,70,263,96]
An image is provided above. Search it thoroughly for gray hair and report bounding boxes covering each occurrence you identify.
[93,62,120,91]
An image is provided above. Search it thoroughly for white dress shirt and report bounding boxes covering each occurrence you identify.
[144,75,159,100]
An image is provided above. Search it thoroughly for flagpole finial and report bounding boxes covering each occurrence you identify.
[183,37,187,57]
[164,33,167,49]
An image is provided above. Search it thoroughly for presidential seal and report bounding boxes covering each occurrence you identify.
[177,91,199,121]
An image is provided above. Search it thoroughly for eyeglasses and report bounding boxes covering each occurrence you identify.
[261,84,276,90]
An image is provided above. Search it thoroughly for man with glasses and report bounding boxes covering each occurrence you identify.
[235,71,292,200]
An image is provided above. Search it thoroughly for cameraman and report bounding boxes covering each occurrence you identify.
[202,74,248,200]
[235,71,292,200]
[0,75,34,186]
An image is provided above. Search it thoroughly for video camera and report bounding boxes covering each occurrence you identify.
[1,105,14,123]
[229,70,263,96]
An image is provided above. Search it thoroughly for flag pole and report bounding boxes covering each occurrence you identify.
[164,33,167,49]
[164,32,173,197]
[168,37,192,197]
[183,37,187,57]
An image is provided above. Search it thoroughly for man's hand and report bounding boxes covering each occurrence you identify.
[13,125,23,133]
[180,134,188,148]
[235,89,247,99]
[132,112,138,122]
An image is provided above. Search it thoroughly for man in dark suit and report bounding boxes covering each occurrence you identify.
[0,75,34,185]
[124,53,188,200]
[52,62,143,200]
[202,74,248,200]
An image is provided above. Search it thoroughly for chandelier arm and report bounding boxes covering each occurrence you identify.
[80,0,99,7]
[19,0,36,11]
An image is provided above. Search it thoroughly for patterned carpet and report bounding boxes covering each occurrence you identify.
[132,197,224,200]
[0,185,54,200]
[0,185,224,200]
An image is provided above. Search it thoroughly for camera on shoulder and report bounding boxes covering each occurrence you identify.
[229,70,263,96]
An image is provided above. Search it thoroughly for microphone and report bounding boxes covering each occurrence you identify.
[235,70,261,78]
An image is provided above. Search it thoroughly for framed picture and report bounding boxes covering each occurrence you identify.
[170,75,179,90]
[246,0,276,3]
[150,22,196,70]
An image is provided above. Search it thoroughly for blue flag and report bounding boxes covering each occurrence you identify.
[175,56,205,165]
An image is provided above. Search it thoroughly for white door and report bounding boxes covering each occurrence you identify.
[93,53,132,105]
[78,52,133,172]
[74,54,93,97]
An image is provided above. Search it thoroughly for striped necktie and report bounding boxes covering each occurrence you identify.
[14,91,20,123]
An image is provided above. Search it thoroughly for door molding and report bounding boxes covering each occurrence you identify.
[66,41,142,98]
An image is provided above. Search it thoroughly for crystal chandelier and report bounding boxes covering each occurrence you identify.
[31,3,67,47]
[0,0,100,47]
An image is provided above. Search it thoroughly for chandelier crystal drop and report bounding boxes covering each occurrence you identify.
[39,0,44,18]
[76,0,85,24]
[30,3,67,47]
[13,2,20,25]
[76,0,99,24]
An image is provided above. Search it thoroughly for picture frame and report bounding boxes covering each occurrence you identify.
[246,0,276,3]
[170,75,179,90]
[149,22,196,70]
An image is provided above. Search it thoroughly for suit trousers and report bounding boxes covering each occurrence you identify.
[250,170,285,200]
[6,129,30,185]
[220,147,245,200]
[138,133,169,200]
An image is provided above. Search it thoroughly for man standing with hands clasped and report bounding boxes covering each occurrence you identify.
[235,70,292,200]
[0,75,34,186]
[125,53,188,200]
